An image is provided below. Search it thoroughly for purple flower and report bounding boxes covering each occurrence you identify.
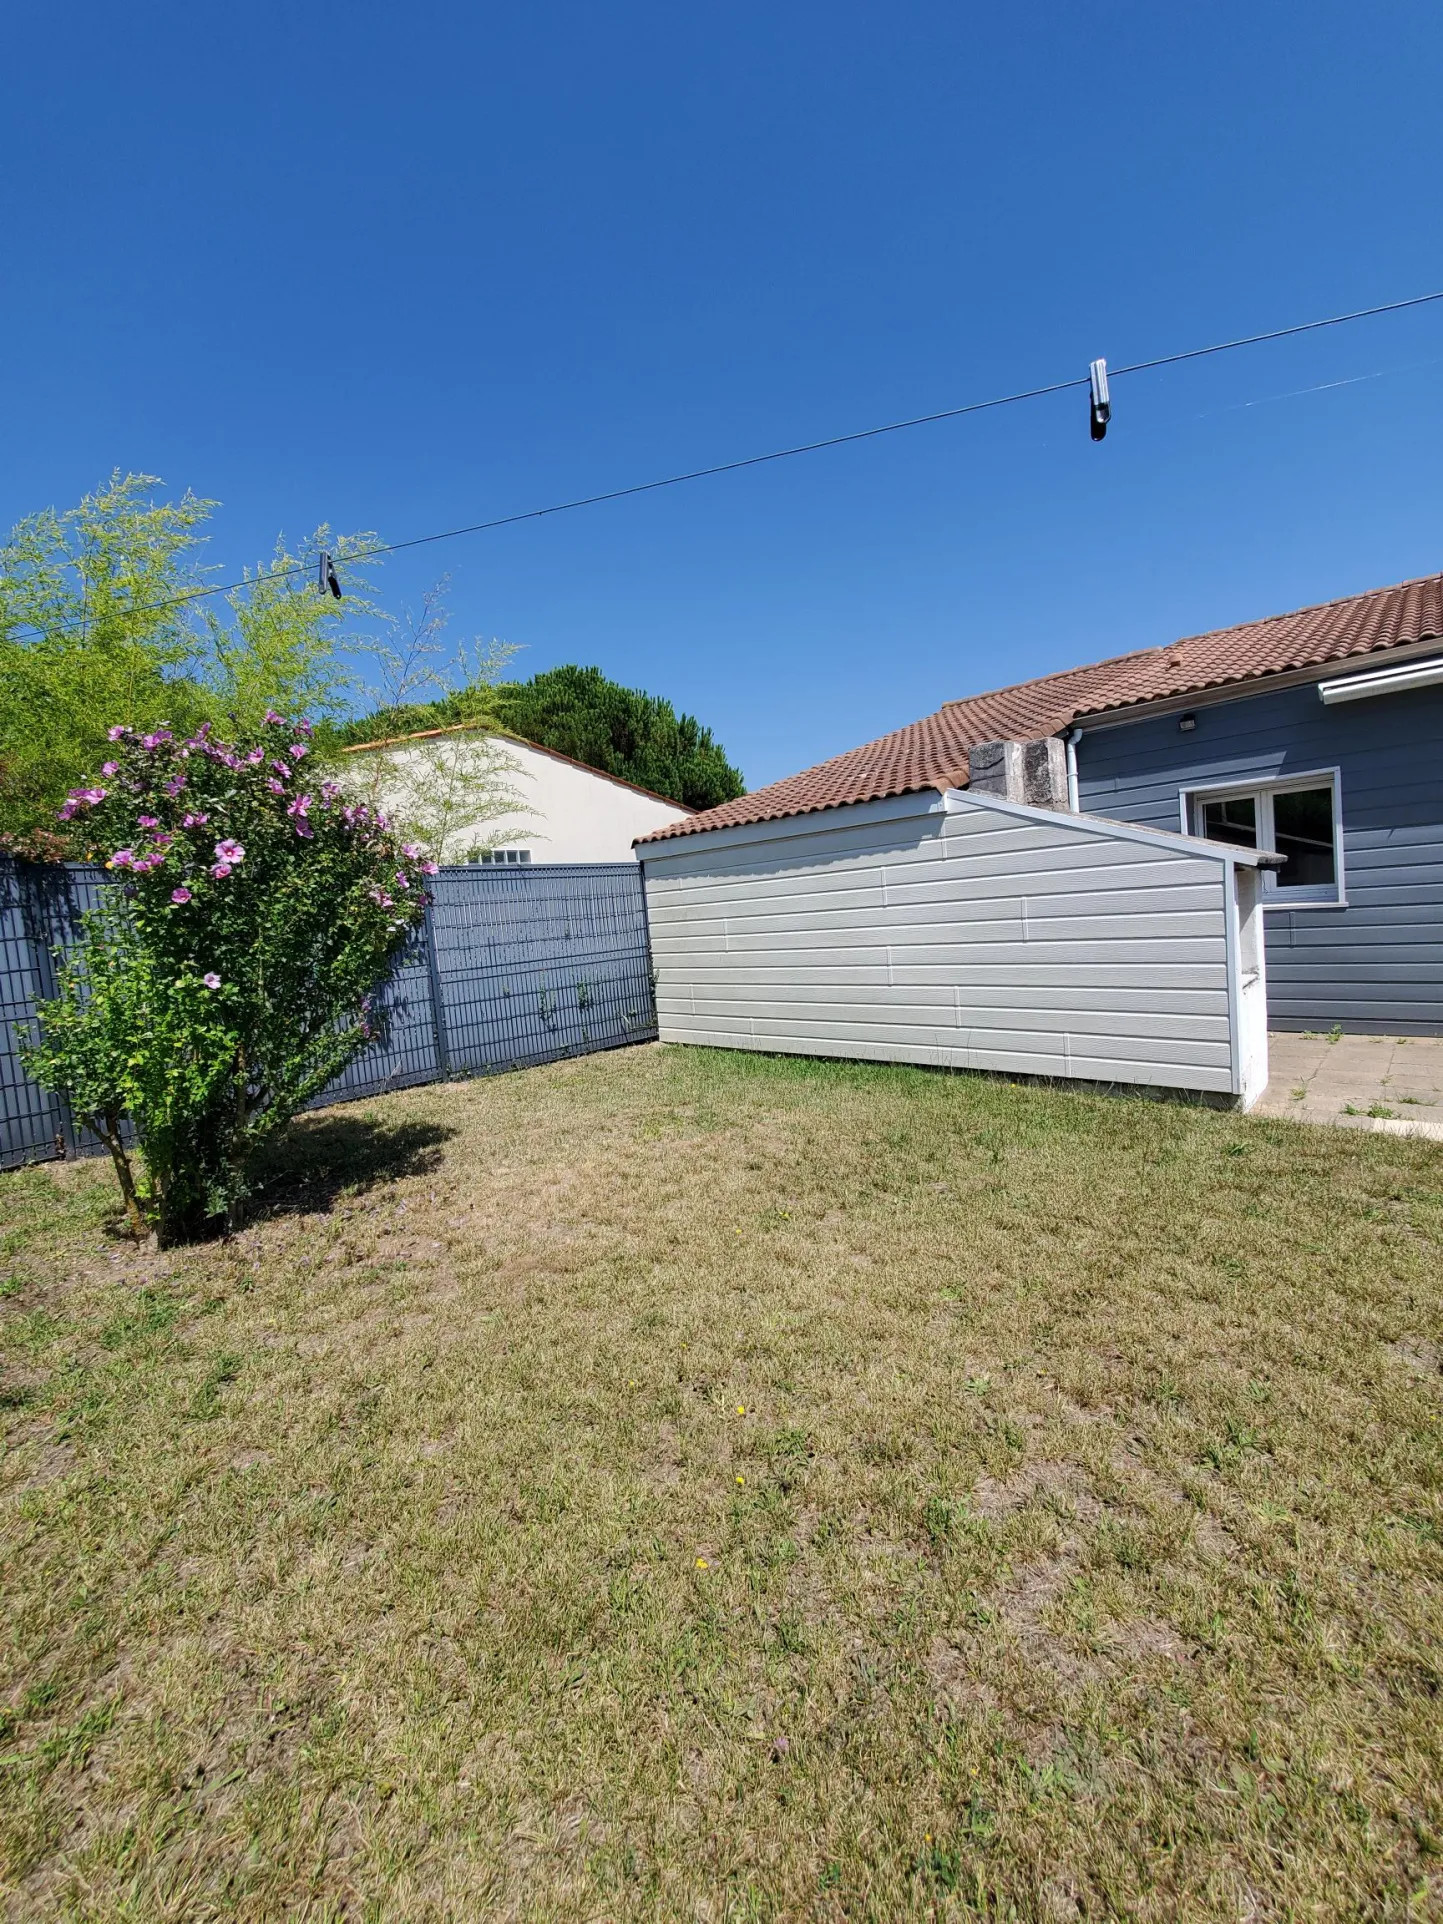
[270,759,290,778]
[171,887,192,904]
[293,819,314,839]
[395,871,410,890]
[401,841,423,861]
[66,786,107,810]
[107,848,136,870]
[245,746,265,765]
[421,859,439,876]
[107,725,129,741]
[214,839,245,865]
[101,761,119,777]
[182,811,210,828]
[265,778,285,795]
[297,718,314,736]
[164,774,187,796]
[210,862,232,880]
[137,814,159,829]
[288,742,308,761]
[264,707,284,724]
[57,801,78,821]
[320,781,341,802]
[140,729,173,751]
[368,887,394,909]
[202,972,221,990]
[286,793,311,818]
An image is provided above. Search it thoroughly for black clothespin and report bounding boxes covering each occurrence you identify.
[1089,359,1111,442]
[318,551,342,599]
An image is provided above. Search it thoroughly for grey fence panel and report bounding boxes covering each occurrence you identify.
[0,857,658,1165]
[0,864,66,1168]
[309,929,442,1104]
[424,863,657,1077]
[0,862,134,1167]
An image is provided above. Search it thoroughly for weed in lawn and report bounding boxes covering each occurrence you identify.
[1,1042,1441,1919]
[188,1350,243,1419]
[99,1286,181,1351]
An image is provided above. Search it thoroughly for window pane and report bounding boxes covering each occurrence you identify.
[1198,795,1258,847]
[1272,786,1335,888]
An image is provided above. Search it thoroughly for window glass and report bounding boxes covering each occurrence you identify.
[1272,786,1335,888]
[1198,794,1258,848]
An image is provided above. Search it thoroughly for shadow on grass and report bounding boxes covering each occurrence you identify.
[250,1112,458,1219]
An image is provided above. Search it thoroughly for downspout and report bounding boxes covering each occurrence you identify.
[1065,728,1082,812]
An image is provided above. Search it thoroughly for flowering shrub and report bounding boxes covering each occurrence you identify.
[23,712,435,1242]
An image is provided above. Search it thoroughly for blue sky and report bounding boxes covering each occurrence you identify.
[4,2,1441,789]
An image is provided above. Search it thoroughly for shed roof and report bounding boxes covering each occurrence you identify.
[637,570,1443,844]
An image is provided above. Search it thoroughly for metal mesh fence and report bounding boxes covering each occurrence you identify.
[0,858,657,1169]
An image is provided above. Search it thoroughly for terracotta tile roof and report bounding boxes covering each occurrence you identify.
[638,570,1443,844]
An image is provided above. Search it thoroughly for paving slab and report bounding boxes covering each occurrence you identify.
[1254,1032,1443,1140]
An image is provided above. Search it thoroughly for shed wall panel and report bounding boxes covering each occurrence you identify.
[643,793,1240,1095]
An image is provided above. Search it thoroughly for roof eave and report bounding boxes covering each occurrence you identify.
[1068,630,1443,732]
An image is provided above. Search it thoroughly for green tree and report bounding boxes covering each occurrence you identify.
[494,665,745,809]
[334,662,745,811]
[0,472,371,854]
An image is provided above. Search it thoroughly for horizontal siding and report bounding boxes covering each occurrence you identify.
[1078,679,1443,1034]
[643,795,1237,1094]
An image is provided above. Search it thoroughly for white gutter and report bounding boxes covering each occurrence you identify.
[1318,654,1443,704]
[1064,728,1082,811]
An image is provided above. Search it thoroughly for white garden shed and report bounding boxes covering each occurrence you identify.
[639,786,1275,1107]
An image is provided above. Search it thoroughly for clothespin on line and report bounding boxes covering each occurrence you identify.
[1089,359,1111,442]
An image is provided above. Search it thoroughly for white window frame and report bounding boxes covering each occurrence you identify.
[1179,767,1345,909]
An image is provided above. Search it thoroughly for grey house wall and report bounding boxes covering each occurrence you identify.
[642,788,1270,1101]
[1075,679,1443,1035]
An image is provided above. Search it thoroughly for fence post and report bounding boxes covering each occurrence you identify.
[421,896,451,1080]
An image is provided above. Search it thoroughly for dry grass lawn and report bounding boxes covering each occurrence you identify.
[2,1042,1442,1920]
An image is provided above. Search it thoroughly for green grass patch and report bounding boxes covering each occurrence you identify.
[0,1043,1441,1917]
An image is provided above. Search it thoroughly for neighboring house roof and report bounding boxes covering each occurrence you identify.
[638,569,1443,845]
[341,721,696,813]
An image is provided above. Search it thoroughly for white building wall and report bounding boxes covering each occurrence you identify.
[641,788,1270,1101]
[351,734,691,863]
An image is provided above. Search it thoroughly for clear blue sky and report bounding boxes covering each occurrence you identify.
[4,2,1441,790]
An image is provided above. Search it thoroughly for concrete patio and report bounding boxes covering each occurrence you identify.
[1255,1032,1443,1141]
